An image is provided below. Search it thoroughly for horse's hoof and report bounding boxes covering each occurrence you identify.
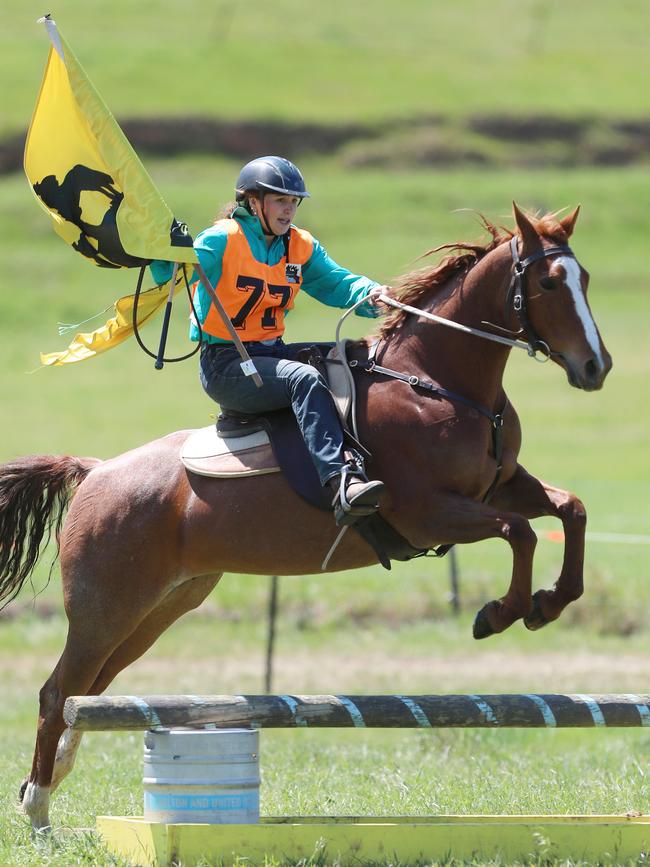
[473,605,496,640]
[18,777,28,804]
[524,591,549,631]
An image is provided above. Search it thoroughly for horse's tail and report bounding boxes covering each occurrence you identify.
[0,454,102,610]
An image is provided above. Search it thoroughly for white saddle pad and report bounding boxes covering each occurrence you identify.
[180,426,279,478]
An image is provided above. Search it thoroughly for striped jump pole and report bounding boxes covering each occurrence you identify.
[64,693,650,732]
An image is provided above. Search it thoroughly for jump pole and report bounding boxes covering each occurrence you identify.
[65,693,650,866]
[64,692,650,731]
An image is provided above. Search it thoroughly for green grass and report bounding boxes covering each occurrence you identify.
[3,0,650,137]
[1,615,649,866]
[1,728,647,866]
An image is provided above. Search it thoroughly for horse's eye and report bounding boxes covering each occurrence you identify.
[539,276,558,291]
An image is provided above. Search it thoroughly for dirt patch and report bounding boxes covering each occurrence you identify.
[106,647,648,696]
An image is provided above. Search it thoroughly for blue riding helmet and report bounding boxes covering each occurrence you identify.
[235,156,310,201]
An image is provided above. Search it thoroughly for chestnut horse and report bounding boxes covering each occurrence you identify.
[1,204,611,829]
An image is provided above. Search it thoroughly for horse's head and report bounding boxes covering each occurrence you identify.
[511,203,612,391]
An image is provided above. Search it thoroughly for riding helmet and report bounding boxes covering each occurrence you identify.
[235,156,310,201]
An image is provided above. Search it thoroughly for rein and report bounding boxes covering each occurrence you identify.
[378,236,575,362]
[378,295,537,354]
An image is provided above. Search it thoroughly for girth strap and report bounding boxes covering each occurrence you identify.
[351,356,506,558]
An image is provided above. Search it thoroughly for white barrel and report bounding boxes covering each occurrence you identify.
[143,728,259,824]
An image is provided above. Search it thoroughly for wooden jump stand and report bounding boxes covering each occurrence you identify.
[63,693,650,866]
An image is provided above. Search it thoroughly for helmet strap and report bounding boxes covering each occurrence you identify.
[259,196,276,236]
[255,193,289,239]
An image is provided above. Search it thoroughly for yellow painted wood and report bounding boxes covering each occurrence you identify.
[97,814,650,866]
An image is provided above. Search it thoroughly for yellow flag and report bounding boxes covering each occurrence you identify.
[24,16,197,268]
[40,273,186,366]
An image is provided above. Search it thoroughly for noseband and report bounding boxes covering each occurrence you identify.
[507,235,575,360]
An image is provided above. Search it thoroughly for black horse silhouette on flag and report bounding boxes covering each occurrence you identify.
[33,164,193,269]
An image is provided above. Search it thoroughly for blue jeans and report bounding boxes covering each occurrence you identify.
[199,339,348,485]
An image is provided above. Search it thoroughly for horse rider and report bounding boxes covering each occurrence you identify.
[150,156,387,524]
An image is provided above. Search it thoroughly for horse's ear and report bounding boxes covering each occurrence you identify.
[559,205,580,238]
[512,202,540,252]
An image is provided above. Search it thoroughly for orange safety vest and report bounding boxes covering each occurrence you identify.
[195,220,314,342]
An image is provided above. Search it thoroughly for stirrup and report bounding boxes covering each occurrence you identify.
[216,411,266,439]
[332,463,385,527]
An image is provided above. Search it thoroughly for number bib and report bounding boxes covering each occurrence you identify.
[195,220,314,342]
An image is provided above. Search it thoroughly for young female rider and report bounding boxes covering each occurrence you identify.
[151,156,387,524]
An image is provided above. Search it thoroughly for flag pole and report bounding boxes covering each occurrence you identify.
[38,14,64,58]
[194,263,263,387]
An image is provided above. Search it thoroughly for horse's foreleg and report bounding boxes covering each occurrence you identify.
[400,494,537,638]
[489,464,586,630]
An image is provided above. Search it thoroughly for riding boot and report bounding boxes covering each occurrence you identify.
[328,461,385,526]
[216,410,267,438]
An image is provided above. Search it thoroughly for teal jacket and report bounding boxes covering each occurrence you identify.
[150,207,379,344]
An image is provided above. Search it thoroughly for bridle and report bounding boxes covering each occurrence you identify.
[506,235,575,361]
[371,235,577,363]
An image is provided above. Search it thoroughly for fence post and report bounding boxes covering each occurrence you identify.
[448,547,460,615]
[264,576,279,692]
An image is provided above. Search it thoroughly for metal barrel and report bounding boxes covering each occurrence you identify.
[143,728,259,824]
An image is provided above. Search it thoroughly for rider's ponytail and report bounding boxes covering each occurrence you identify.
[213,200,238,223]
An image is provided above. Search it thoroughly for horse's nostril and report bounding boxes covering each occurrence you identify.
[585,359,599,380]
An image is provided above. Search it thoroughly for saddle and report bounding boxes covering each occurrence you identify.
[180,343,427,569]
[180,343,354,488]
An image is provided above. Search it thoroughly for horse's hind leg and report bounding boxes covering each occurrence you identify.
[22,579,167,828]
[50,728,84,791]
[489,464,586,629]
[18,728,84,818]
[47,575,221,794]
[21,640,118,830]
[87,574,222,695]
[22,574,221,829]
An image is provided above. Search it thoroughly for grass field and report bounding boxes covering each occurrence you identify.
[2,1,650,137]
[1,617,649,866]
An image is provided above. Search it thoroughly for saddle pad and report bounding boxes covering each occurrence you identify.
[180,426,280,478]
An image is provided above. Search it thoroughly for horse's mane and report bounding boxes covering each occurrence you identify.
[378,211,571,336]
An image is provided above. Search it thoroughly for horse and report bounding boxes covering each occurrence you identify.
[0,203,611,829]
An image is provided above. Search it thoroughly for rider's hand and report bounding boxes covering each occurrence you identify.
[367,285,391,309]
